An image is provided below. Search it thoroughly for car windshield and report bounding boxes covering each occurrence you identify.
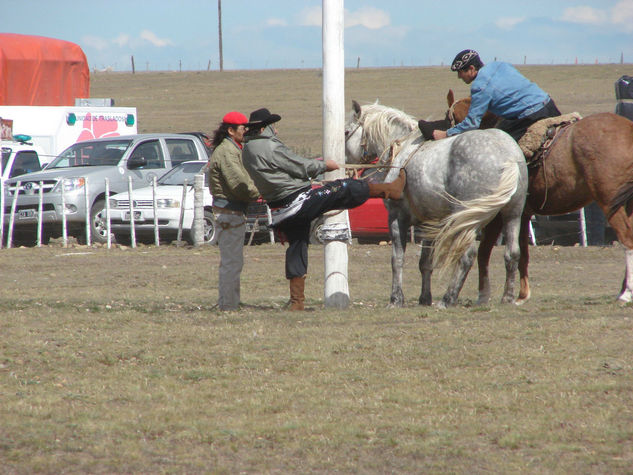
[47,140,132,169]
[158,161,205,185]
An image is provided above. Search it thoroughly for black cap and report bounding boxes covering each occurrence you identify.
[451,49,482,71]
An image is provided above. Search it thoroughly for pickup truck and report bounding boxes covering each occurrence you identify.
[3,133,209,245]
[1,139,47,181]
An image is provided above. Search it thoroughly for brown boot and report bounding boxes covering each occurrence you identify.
[289,276,306,311]
[367,169,406,200]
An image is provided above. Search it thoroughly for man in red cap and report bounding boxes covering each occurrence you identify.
[208,111,260,311]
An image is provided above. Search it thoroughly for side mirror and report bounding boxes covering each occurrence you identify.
[127,155,147,169]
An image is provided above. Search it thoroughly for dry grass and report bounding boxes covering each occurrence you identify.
[1,64,632,473]
[1,243,632,473]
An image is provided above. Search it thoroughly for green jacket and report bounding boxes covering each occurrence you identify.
[242,127,327,203]
[208,138,259,210]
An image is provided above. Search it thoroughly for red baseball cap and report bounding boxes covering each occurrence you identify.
[222,111,249,125]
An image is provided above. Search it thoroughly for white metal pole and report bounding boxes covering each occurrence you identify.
[37,181,44,247]
[127,176,136,248]
[322,0,350,308]
[61,179,67,248]
[579,207,588,247]
[266,204,275,243]
[7,180,20,249]
[528,219,537,246]
[177,179,188,243]
[84,178,91,246]
[152,176,160,246]
[105,178,112,249]
[0,179,5,249]
[192,174,204,246]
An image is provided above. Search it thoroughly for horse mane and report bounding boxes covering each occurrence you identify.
[359,102,419,152]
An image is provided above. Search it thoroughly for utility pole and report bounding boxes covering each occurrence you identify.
[218,0,224,71]
[322,0,350,308]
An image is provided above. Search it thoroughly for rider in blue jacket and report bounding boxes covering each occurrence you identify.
[432,50,560,141]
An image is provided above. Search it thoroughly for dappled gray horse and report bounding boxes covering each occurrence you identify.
[345,101,528,307]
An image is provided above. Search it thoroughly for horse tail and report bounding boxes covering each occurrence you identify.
[608,181,633,219]
[423,161,520,276]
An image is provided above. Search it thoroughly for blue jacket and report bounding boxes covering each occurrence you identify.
[447,61,550,136]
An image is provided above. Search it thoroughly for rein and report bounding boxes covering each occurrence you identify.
[446,102,458,128]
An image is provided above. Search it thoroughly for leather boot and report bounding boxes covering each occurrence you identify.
[289,276,306,311]
[368,169,406,200]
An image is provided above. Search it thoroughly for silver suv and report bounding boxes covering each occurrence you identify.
[3,133,209,245]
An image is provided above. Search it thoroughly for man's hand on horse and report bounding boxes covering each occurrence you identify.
[325,159,340,171]
[432,130,448,140]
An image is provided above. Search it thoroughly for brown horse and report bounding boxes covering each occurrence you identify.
[446,89,633,304]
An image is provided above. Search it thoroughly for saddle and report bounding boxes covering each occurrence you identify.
[518,112,582,165]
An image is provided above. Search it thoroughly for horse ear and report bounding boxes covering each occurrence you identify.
[352,100,361,117]
[447,89,454,107]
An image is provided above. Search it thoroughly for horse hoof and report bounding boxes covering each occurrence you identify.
[617,291,633,304]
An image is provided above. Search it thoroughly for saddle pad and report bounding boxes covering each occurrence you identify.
[519,112,583,159]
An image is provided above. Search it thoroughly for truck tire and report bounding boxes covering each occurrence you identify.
[87,199,110,244]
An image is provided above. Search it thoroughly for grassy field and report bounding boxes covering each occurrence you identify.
[1,64,632,473]
[1,243,632,473]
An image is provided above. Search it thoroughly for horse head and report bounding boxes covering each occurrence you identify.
[344,100,366,164]
[345,100,418,164]
[445,89,499,129]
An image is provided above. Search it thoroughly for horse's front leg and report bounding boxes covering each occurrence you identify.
[388,204,410,307]
[438,242,477,308]
[477,215,503,305]
[418,238,433,305]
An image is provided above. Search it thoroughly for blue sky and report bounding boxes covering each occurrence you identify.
[4,0,633,71]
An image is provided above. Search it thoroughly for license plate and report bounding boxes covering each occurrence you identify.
[124,211,143,222]
[18,209,36,219]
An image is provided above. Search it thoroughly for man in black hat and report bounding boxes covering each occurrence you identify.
[429,49,560,142]
[242,107,406,311]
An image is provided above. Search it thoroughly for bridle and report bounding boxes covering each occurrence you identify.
[345,119,376,165]
[446,102,458,128]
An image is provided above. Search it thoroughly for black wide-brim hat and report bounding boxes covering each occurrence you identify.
[247,108,281,128]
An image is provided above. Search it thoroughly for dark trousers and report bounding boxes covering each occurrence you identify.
[276,179,369,279]
[498,99,562,142]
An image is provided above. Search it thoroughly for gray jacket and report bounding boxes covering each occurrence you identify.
[242,127,326,203]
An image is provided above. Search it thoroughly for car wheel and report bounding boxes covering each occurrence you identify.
[310,217,325,244]
[203,210,218,244]
[186,210,218,245]
[88,199,112,244]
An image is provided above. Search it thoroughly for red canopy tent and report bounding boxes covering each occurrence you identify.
[0,33,90,106]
